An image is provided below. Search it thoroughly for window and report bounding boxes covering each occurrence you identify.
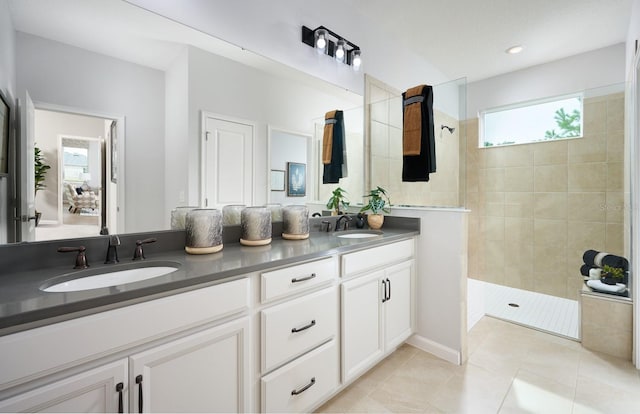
[63,146,89,182]
[480,94,583,147]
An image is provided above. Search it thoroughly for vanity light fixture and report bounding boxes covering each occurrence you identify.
[302,25,361,70]
[506,45,524,54]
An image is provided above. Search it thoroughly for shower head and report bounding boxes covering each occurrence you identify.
[441,125,455,134]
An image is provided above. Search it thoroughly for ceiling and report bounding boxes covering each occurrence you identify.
[8,0,633,85]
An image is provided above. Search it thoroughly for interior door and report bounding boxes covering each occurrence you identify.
[203,116,254,208]
[17,91,36,241]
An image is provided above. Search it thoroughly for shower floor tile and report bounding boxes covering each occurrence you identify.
[484,282,579,339]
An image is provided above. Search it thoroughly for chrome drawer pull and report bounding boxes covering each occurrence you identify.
[291,319,316,333]
[291,377,316,395]
[291,273,317,283]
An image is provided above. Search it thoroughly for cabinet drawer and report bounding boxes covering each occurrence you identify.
[261,257,336,303]
[261,340,338,413]
[341,238,414,277]
[261,287,337,373]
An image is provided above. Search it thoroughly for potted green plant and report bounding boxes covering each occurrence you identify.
[34,144,51,226]
[601,264,624,285]
[326,187,349,216]
[359,186,391,229]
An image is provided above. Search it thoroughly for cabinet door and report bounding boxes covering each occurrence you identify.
[340,271,384,383]
[384,261,413,350]
[129,317,249,413]
[0,360,127,413]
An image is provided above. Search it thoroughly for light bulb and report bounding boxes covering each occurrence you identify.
[315,29,327,54]
[316,36,326,50]
[351,50,361,71]
[335,39,346,63]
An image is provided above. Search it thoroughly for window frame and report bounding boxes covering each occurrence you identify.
[479,92,584,148]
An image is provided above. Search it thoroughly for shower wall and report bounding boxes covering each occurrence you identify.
[466,91,625,300]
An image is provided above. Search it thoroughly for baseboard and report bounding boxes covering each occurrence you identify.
[406,334,461,365]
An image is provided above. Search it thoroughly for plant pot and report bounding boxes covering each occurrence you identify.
[601,275,618,285]
[367,214,384,230]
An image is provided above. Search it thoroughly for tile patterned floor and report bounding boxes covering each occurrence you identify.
[316,317,640,413]
[484,281,580,339]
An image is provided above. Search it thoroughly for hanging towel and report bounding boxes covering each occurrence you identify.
[323,110,346,184]
[402,84,436,182]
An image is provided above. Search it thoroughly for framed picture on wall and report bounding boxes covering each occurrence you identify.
[0,91,9,175]
[270,169,285,191]
[287,162,306,197]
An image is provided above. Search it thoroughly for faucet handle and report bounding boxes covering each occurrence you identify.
[133,238,157,260]
[58,246,89,269]
[109,234,121,246]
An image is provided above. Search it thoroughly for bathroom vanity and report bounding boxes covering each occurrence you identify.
[0,219,419,413]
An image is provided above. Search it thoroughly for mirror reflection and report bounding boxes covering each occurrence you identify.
[1,0,362,244]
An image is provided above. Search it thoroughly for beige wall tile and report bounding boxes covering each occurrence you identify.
[533,141,567,165]
[567,221,606,251]
[607,162,624,191]
[567,192,606,222]
[568,163,607,192]
[606,223,624,256]
[534,165,567,192]
[482,147,506,168]
[606,95,625,134]
[504,167,534,192]
[582,100,606,135]
[534,193,567,220]
[484,192,504,217]
[482,216,505,241]
[568,135,606,163]
[505,218,534,243]
[505,193,534,218]
[502,145,534,167]
[581,295,632,360]
[605,191,624,223]
[534,219,567,246]
[482,168,504,192]
[565,276,583,301]
[607,130,624,162]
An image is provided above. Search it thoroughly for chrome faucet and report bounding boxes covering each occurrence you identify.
[104,234,120,264]
[335,215,353,231]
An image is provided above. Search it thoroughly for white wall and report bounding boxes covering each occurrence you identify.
[15,32,165,233]
[125,0,449,95]
[467,44,626,116]
[269,130,310,205]
[34,110,104,222]
[177,45,361,210]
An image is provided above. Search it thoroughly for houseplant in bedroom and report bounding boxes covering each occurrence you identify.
[34,144,51,227]
[359,186,391,230]
[326,187,349,216]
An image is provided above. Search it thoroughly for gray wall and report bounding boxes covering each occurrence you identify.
[15,32,165,233]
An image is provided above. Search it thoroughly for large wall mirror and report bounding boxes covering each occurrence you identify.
[2,0,362,244]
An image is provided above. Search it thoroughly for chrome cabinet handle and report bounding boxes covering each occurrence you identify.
[382,279,388,303]
[291,319,316,333]
[291,273,316,283]
[291,377,316,395]
[386,278,391,301]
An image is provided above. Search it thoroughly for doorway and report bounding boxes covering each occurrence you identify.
[32,109,116,241]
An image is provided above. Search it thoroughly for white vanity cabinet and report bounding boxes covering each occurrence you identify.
[0,278,250,413]
[340,239,415,383]
[258,257,340,413]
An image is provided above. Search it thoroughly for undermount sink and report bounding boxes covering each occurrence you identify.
[336,230,383,239]
[42,262,181,293]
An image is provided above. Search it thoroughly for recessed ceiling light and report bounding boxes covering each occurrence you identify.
[506,45,524,54]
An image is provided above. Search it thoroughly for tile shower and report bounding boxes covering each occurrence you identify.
[466,89,626,302]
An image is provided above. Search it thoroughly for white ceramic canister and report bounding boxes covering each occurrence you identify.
[282,205,310,240]
[185,208,223,254]
[240,206,272,246]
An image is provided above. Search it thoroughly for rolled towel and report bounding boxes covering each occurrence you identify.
[582,250,598,267]
[601,254,629,271]
[580,264,593,277]
[586,279,627,294]
[588,268,602,280]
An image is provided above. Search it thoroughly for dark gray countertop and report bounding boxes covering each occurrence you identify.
[0,217,419,336]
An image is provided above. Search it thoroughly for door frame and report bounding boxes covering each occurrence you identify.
[200,111,255,208]
[32,102,125,235]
